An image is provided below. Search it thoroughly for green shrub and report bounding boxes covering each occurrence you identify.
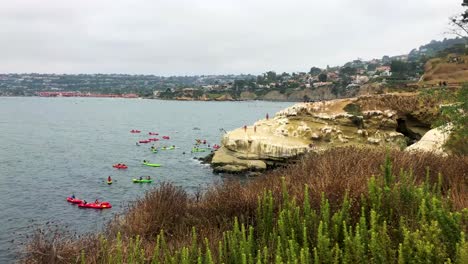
[84,155,466,263]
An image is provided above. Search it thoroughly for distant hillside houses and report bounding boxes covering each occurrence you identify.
[2,37,464,99]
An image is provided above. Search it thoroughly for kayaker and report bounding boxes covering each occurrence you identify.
[139,176,143,180]
[83,200,87,205]
[108,176,112,182]
[136,142,140,146]
[146,176,151,180]
[95,199,99,204]
[143,160,147,163]
[71,194,75,199]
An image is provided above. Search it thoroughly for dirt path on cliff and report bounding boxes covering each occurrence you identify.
[228,119,309,147]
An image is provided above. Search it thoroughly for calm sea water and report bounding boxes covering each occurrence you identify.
[0,97,292,263]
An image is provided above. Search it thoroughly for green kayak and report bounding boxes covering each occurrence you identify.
[133,179,153,183]
[161,146,175,150]
[151,149,158,153]
[191,148,206,153]
[143,162,161,167]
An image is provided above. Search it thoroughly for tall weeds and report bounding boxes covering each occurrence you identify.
[22,147,467,263]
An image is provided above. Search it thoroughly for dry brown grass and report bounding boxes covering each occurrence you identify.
[355,93,431,115]
[422,56,468,85]
[21,147,468,263]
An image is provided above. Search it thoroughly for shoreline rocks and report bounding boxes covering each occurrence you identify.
[211,93,438,174]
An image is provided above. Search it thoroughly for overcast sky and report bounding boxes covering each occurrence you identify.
[0,0,464,75]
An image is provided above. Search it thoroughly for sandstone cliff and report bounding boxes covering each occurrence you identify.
[212,93,438,173]
[405,125,452,156]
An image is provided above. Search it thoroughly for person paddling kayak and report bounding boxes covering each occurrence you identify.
[108,176,112,182]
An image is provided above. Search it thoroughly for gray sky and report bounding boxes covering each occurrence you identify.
[0,0,463,75]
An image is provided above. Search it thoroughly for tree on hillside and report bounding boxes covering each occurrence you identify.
[382,55,391,64]
[448,2,468,54]
[309,67,322,76]
[367,63,377,71]
[390,61,408,74]
[318,73,328,82]
[340,67,357,76]
[265,71,277,82]
[449,10,468,38]
[256,75,266,85]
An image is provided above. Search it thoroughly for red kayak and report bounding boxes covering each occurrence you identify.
[148,138,159,141]
[78,202,112,209]
[149,132,159,135]
[130,130,141,133]
[162,136,170,140]
[139,140,151,143]
[67,197,83,204]
[113,164,128,169]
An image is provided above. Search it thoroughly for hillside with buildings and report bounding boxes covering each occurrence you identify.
[1,37,466,100]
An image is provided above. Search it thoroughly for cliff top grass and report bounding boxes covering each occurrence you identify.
[421,54,468,86]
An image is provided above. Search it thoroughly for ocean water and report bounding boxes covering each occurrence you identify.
[0,97,293,263]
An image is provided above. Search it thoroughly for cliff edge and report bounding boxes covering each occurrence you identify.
[212,93,439,173]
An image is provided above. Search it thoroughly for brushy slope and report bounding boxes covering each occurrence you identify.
[422,55,468,86]
[22,147,467,263]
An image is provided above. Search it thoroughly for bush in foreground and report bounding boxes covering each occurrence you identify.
[22,148,468,263]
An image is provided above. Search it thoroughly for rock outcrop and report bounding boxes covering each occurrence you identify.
[405,125,452,156]
[211,93,438,173]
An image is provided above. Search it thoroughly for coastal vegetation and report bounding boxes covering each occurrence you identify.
[421,85,468,155]
[23,147,467,263]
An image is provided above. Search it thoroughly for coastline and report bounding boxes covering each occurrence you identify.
[14,92,468,263]
[0,94,321,103]
[209,92,443,174]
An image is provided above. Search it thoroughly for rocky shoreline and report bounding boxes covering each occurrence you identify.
[210,93,444,174]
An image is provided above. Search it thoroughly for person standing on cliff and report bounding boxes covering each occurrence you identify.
[243,125,247,132]
[254,125,257,133]
[266,113,269,120]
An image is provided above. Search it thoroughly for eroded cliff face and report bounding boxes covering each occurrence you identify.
[211,93,437,173]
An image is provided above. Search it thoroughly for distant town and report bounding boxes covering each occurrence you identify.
[0,37,465,101]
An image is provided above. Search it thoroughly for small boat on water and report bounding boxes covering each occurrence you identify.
[132,179,153,183]
[78,202,112,209]
[66,197,83,204]
[113,164,128,169]
[161,146,176,150]
[191,148,206,153]
[142,161,161,167]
